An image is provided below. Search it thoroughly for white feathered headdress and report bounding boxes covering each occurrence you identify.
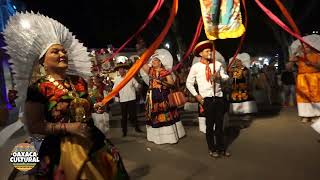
[2,12,92,106]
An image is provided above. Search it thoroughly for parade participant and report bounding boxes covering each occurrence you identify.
[142,49,185,144]
[3,12,128,179]
[113,57,142,137]
[281,63,296,107]
[89,75,110,135]
[228,53,257,117]
[186,40,230,158]
[191,50,226,133]
[290,34,320,123]
[89,76,106,103]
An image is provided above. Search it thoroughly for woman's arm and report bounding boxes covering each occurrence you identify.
[142,64,150,74]
[24,102,51,134]
[25,102,90,138]
[165,74,175,86]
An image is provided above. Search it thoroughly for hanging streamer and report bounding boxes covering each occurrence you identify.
[102,0,178,104]
[274,0,300,34]
[160,17,203,77]
[273,0,306,58]
[254,0,320,54]
[227,0,248,71]
[103,0,164,63]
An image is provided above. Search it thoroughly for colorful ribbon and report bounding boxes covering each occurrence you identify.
[273,0,306,58]
[160,17,203,77]
[103,0,164,64]
[102,0,178,104]
[254,0,320,54]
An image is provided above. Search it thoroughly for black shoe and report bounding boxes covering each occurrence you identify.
[209,151,220,158]
[135,127,143,133]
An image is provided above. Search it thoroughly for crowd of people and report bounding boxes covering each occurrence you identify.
[2,11,320,180]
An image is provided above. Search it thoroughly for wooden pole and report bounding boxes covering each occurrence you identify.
[211,40,216,96]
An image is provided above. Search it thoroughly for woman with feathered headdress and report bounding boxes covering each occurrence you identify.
[3,12,128,179]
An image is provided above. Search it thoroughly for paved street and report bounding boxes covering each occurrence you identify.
[1,107,320,180]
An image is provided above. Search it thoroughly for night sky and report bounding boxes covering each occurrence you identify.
[19,0,320,58]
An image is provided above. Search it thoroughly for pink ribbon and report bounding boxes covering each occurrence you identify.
[103,0,164,63]
[254,0,320,53]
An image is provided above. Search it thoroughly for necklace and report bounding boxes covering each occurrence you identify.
[46,75,90,122]
[46,75,80,99]
[46,75,69,94]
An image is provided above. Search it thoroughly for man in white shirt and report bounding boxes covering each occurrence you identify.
[113,63,142,137]
[186,40,230,158]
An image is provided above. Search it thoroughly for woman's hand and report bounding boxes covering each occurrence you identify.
[94,102,105,114]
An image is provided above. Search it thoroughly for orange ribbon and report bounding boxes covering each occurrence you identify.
[101,0,178,105]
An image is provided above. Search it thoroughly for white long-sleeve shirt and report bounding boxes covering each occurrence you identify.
[113,76,140,102]
[186,61,229,98]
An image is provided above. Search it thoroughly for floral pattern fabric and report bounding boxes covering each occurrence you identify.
[230,67,253,102]
[145,68,180,128]
[26,75,128,180]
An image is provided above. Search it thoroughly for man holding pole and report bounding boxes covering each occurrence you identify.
[186,40,230,158]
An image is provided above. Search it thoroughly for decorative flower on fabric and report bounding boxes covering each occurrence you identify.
[75,83,85,92]
[39,82,57,97]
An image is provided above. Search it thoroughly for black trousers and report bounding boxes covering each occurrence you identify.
[120,100,138,134]
[203,97,226,152]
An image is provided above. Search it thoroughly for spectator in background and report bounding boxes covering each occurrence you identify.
[281,63,296,107]
[113,61,142,137]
